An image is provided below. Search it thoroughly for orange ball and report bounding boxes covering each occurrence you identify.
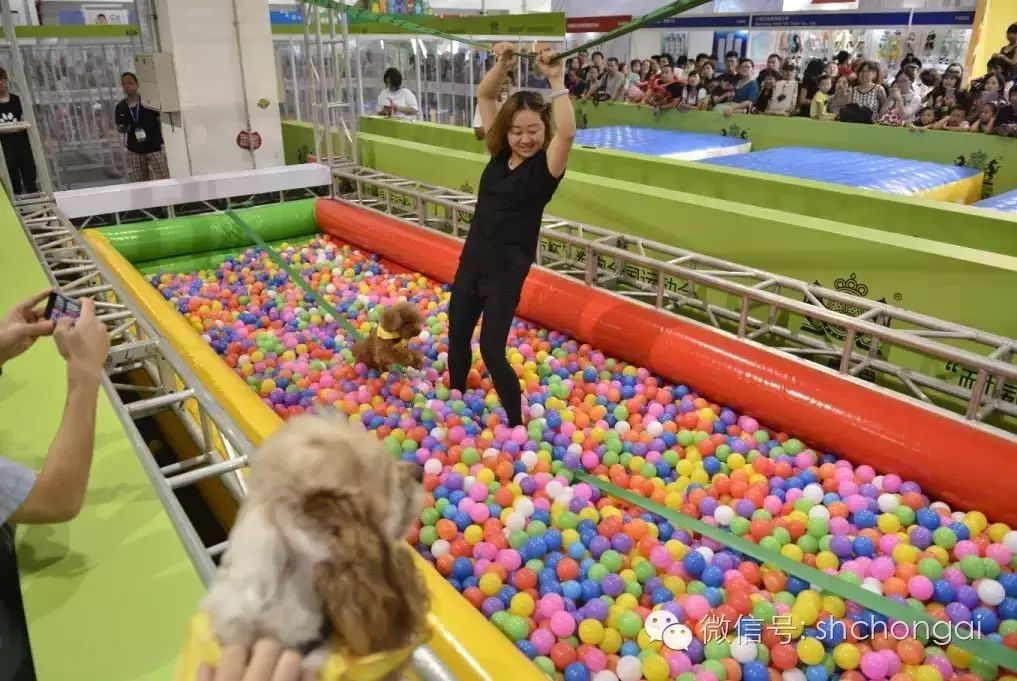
[897,639,925,665]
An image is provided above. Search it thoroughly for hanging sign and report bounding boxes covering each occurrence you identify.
[648,15,750,29]
[236,130,263,151]
[566,16,632,34]
[783,0,859,10]
[751,12,910,28]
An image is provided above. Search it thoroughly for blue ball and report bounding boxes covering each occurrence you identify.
[997,597,1017,621]
[452,557,474,580]
[516,640,537,659]
[683,551,706,576]
[701,565,725,587]
[743,661,770,681]
[933,580,956,604]
[619,641,641,658]
[999,572,1017,598]
[563,663,590,681]
[562,580,582,601]
[852,536,876,557]
[805,665,829,681]
[971,607,998,633]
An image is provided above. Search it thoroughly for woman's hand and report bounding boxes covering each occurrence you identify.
[197,640,307,681]
[535,46,563,84]
[491,42,517,68]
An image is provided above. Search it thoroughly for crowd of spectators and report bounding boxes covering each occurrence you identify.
[563,22,1017,136]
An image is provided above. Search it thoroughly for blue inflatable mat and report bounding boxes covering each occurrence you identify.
[701,147,981,197]
[974,189,1017,213]
[575,125,751,161]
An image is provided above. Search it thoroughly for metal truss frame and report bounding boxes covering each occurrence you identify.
[331,163,1017,437]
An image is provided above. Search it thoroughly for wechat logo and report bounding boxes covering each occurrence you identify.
[644,611,693,651]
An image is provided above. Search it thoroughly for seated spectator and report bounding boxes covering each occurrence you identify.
[584,57,626,102]
[926,104,971,131]
[710,79,735,109]
[376,68,419,120]
[644,65,683,107]
[827,76,853,117]
[839,61,885,124]
[896,55,924,99]
[993,88,1017,136]
[678,70,708,111]
[658,54,672,69]
[694,53,710,71]
[722,51,740,84]
[835,50,855,81]
[766,53,783,73]
[924,71,965,120]
[674,55,689,79]
[797,59,828,116]
[565,62,586,97]
[877,73,922,126]
[919,69,940,99]
[971,102,999,133]
[725,58,760,114]
[581,65,601,99]
[782,63,799,83]
[973,73,1004,107]
[755,69,796,116]
[970,58,1005,101]
[810,75,837,120]
[699,62,716,86]
[908,106,940,131]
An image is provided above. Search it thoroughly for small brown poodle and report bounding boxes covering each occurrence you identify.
[352,301,425,372]
[203,414,429,675]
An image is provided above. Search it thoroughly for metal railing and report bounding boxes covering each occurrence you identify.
[331,162,1017,436]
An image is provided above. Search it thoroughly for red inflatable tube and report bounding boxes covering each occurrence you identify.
[316,199,1017,525]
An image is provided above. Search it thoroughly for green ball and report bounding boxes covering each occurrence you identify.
[705,640,731,660]
[702,659,727,681]
[600,550,623,573]
[772,527,792,546]
[460,447,480,466]
[784,438,804,454]
[490,611,509,628]
[637,649,657,662]
[603,451,620,467]
[624,580,643,597]
[839,572,862,587]
[960,554,986,580]
[895,505,916,527]
[641,463,658,478]
[808,517,829,538]
[715,444,731,461]
[918,557,943,580]
[818,535,832,552]
[434,498,450,513]
[730,517,751,537]
[588,563,609,583]
[924,646,945,658]
[420,508,440,526]
[775,591,796,607]
[754,430,770,443]
[753,509,774,521]
[678,673,696,681]
[617,451,631,465]
[770,446,785,458]
[503,615,529,641]
[678,431,695,446]
[687,580,706,595]
[753,600,776,623]
[797,535,819,555]
[527,521,548,537]
[418,526,438,546]
[933,527,957,549]
[664,450,680,466]
[756,644,771,665]
[983,558,1001,578]
[634,560,656,583]
[617,610,643,638]
[509,530,529,549]
[557,511,579,530]
[525,559,545,573]
[760,536,781,553]
[794,499,813,514]
[533,656,555,678]
[694,431,710,444]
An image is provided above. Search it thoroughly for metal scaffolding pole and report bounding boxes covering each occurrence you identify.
[314,5,332,166]
[0,0,54,198]
[341,10,358,166]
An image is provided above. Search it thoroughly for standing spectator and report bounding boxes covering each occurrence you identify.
[797,59,827,116]
[658,54,672,69]
[591,51,605,73]
[375,67,419,120]
[918,69,939,100]
[722,51,740,83]
[766,53,783,73]
[835,50,855,81]
[115,72,168,182]
[878,73,922,126]
[840,61,885,123]
[644,65,683,108]
[823,61,839,80]
[993,23,1017,83]
[896,55,924,99]
[0,67,37,195]
[674,55,689,79]
[700,62,716,86]
[694,53,710,71]
[585,58,625,102]
[782,63,799,83]
[725,58,759,114]
[678,71,708,111]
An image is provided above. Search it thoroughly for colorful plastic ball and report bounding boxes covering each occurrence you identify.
[833,643,861,670]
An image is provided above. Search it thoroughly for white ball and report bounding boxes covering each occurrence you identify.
[431,539,451,558]
[515,497,535,517]
[430,427,446,441]
[952,511,966,523]
[419,329,431,341]
[483,448,500,459]
[615,656,642,681]
[730,637,757,663]
[872,475,884,489]
[647,420,663,437]
[505,513,525,532]
[783,670,806,681]
[803,484,824,504]
[696,546,715,563]
[878,493,900,513]
[615,420,631,434]
[520,450,538,470]
[325,283,337,294]
[977,579,1006,606]
[530,404,545,419]
[930,501,950,514]
[423,459,443,475]
[714,505,736,526]
[462,476,476,489]
[809,505,831,521]
[1003,530,1017,554]
[546,481,564,499]
[862,578,884,595]
[567,443,583,456]
[592,672,619,681]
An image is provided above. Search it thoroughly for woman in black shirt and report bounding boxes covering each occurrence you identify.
[0,68,38,195]
[447,43,575,428]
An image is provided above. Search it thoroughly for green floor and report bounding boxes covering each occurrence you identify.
[0,193,202,679]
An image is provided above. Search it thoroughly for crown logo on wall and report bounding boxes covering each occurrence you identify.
[834,273,868,297]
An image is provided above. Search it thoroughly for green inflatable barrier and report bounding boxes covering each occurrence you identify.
[98,199,319,265]
[136,238,300,275]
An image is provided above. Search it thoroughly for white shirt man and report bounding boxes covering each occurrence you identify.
[377,87,419,121]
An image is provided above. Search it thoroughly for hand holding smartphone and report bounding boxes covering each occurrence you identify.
[44,291,83,324]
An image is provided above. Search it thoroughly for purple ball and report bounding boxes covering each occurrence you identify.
[956,585,979,609]
[645,577,662,593]
[735,499,756,518]
[569,497,586,513]
[946,602,971,624]
[860,483,878,498]
[830,536,853,557]
[481,597,504,616]
[673,530,692,545]
[520,477,537,495]
[611,534,634,554]
[713,553,735,572]
[662,601,685,621]
[585,598,609,622]
[731,439,750,454]
[699,497,719,516]
[685,638,704,663]
[601,574,624,597]
[445,472,464,490]
[910,527,932,549]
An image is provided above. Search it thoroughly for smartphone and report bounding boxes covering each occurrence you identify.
[44,291,82,323]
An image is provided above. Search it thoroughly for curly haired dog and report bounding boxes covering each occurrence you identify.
[352,302,425,372]
[202,413,428,673]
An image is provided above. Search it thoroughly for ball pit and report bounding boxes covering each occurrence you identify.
[152,234,1017,681]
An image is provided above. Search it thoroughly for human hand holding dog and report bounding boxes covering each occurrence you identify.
[197,639,310,681]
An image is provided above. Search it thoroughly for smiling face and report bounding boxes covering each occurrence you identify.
[919,108,936,126]
[941,73,958,90]
[824,62,838,78]
[508,108,546,160]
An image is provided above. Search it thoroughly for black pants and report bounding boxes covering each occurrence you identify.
[4,151,37,196]
[447,264,527,427]
[0,525,36,681]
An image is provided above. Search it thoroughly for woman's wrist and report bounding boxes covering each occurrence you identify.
[548,76,566,90]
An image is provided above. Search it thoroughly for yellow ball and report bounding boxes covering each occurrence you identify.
[676,460,694,476]
[600,628,623,654]
[792,603,819,627]
[476,468,495,484]
[665,491,683,509]
[822,595,847,618]
[616,593,639,611]
[662,575,686,595]
[833,643,861,670]
[965,511,988,535]
[666,540,689,560]
[463,525,484,545]
[781,544,804,562]
[510,593,534,617]
[578,619,605,645]
[479,573,502,597]
[728,453,746,469]
[946,644,972,670]
[796,591,821,611]
[926,546,949,565]
[878,513,901,534]
[988,523,1010,543]
[816,551,840,571]
[914,665,943,681]
[642,654,670,681]
[562,529,580,547]
[892,543,919,565]
[797,637,825,666]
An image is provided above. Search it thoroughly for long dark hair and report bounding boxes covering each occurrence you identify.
[485,91,552,157]
[801,58,827,99]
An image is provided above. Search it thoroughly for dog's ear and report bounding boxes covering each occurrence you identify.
[306,490,428,656]
[379,306,400,333]
[396,303,424,338]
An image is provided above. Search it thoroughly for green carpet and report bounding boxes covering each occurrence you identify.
[0,194,203,680]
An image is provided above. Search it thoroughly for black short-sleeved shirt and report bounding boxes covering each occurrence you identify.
[460,148,564,276]
[0,94,31,157]
[114,99,164,154]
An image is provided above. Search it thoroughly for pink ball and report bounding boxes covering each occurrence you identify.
[944,567,966,587]
[650,546,673,569]
[870,557,895,581]
[470,504,490,523]
[846,495,868,513]
[856,465,876,482]
[879,534,900,554]
[838,481,860,498]
[530,628,555,656]
[469,483,489,502]
[666,651,693,676]
[537,593,565,619]
[928,655,953,679]
[549,611,576,637]
[879,650,902,676]
[908,575,934,601]
[830,517,851,535]
[581,451,600,470]
[834,467,854,483]
[795,452,814,469]
[695,671,718,681]
[684,594,710,621]
[583,647,608,672]
[739,416,759,433]
[882,474,902,493]
[954,540,979,559]
[497,549,522,571]
[763,496,782,515]
[860,652,889,679]
[986,543,1013,566]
